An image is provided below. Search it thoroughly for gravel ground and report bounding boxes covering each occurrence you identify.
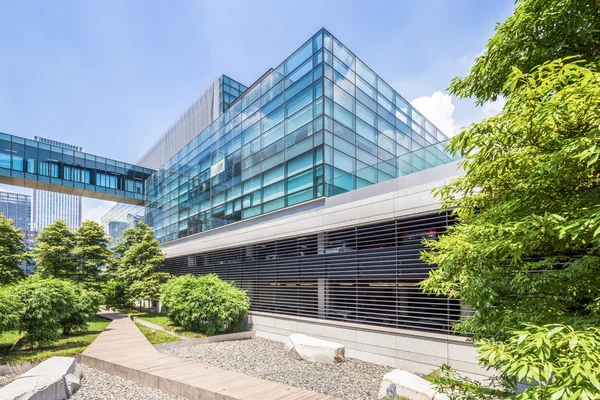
[71,365,184,400]
[162,337,392,400]
[0,373,18,388]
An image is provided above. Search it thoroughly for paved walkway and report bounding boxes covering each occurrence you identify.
[82,311,338,400]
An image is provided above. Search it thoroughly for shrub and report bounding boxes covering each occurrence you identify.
[10,278,101,347]
[0,287,21,335]
[161,274,250,335]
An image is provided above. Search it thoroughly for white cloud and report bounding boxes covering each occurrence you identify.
[481,97,507,118]
[411,91,460,137]
[82,199,116,224]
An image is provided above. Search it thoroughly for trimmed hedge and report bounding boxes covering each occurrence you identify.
[161,274,250,335]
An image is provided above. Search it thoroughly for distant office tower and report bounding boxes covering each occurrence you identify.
[0,191,31,232]
[31,136,83,231]
[0,190,36,273]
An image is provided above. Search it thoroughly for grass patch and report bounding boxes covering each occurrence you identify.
[119,309,205,338]
[0,316,110,366]
[135,323,181,344]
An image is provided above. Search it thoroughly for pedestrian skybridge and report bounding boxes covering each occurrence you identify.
[0,132,154,205]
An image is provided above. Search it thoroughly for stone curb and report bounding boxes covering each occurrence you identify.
[153,330,255,350]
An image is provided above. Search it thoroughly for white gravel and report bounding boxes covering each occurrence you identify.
[161,337,392,400]
[71,365,184,400]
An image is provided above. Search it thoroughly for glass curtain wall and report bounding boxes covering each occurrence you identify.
[146,29,455,244]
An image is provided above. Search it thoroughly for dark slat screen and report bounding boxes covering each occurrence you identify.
[162,211,461,334]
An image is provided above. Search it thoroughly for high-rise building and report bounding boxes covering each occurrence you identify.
[31,136,83,231]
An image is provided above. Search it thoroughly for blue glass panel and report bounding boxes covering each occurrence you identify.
[333,122,355,144]
[262,92,284,116]
[287,187,314,206]
[262,151,285,171]
[324,30,333,51]
[286,122,313,148]
[285,41,312,74]
[333,72,355,96]
[263,80,285,104]
[333,85,355,113]
[334,136,355,157]
[263,122,285,147]
[242,123,260,145]
[286,58,312,87]
[263,180,284,202]
[356,119,376,143]
[285,73,312,101]
[378,132,396,155]
[262,106,284,133]
[333,103,354,130]
[286,136,313,160]
[333,58,355,83]
[263,164,284,186]
[356,58,376,87]
[356,101,376,127]
[333,38,354,68]
[313,31,323,52]
[286,86,312,117]
[287,169,313,194]
[286,149,313,176]
[286,104,313,133]
[333,150,354,173]
[263,197,285,213]
[395,94,410,114]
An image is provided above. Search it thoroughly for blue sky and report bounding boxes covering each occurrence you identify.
[0,1,514,221]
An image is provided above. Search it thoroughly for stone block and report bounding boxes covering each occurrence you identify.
[0,356,82,400]
[284,334,345,364]
[378,369,449,400]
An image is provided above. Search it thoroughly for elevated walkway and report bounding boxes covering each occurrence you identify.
[82,311,338,400]
[0,132,153,205]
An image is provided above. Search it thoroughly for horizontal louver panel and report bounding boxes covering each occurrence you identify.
[162,211,461,334]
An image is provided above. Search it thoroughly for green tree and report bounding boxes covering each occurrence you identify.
[422,60,600,339]
[0,214,26,285]
[114,222,169,303]
[73,220,112,288]
[32,220,76,279]
[448,0,600,104]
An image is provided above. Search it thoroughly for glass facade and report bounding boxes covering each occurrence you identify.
[219,75,248,114]
[146,29,457,244]
[0,132,154,205]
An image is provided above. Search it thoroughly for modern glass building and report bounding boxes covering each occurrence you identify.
[2,28,484,379]
[145,29,453,244]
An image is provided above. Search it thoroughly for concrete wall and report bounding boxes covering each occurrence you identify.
[249,311,490,382]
